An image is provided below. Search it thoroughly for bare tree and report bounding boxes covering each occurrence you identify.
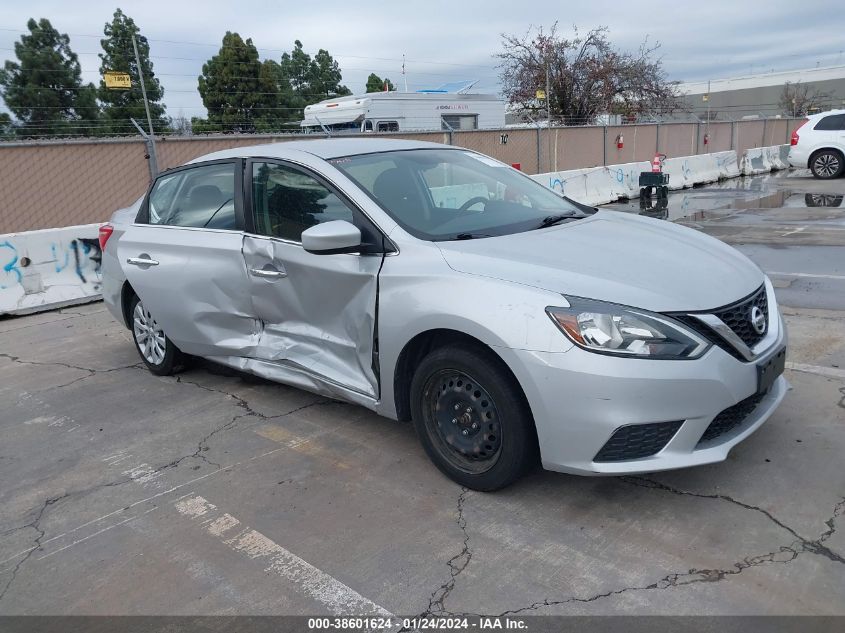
[779,81,832,117]
[169,113,192,136]
[497,24,685,125]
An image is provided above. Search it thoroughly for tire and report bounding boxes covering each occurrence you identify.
[810,150,844,179]
[129,294,184,376]
[410,343,537,491]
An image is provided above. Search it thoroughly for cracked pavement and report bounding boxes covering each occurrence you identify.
[1,172,844,616]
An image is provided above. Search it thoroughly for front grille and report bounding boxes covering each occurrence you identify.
[672,285,768,361]
[697,391,767,445]
[712,286,768,347]
[594,420,683,462]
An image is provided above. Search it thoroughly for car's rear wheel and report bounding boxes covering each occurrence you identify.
[410,344,537,491]
[810,150,844,179]
[130,295,184,376]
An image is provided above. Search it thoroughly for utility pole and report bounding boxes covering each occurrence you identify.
[132,34,157,177]
[546,46,552,173]
[402,54,408,93]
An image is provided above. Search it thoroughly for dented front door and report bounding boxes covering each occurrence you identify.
[242,236,381,397]
[242,159,382,398]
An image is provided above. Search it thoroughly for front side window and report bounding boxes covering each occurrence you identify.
[251,162,354,242]
[146,162,236,229]
[330,149,585,241]
[814,114,845,131]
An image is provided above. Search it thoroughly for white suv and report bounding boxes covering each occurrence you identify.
[788,109,845,179]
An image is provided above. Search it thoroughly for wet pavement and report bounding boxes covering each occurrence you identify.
[604,169,845,312]
[1,168,844,618]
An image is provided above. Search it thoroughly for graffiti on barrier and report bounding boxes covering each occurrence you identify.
[0,235,102,292]
[1,241,22,289]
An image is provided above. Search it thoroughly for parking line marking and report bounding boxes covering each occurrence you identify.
[786,362,845,380]
[767,271,845,281]
[35,507,158,561]
[174,495,394,618]
[0,449,292,569]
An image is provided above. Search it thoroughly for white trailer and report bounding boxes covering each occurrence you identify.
[301,89,505,133]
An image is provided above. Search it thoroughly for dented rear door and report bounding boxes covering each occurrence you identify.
[242,160,383,398]
[118,160,259,357]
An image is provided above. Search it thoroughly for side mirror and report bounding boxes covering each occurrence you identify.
[301,220,362,255]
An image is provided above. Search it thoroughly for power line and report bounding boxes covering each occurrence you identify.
[0,27,500,70]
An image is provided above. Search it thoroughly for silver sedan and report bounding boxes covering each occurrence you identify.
[100,139,788,490]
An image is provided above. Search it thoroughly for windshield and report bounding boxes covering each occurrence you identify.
[329,149,587,240]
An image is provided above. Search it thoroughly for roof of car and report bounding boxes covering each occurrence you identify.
[808,108,845,118]
[188,137,452,164]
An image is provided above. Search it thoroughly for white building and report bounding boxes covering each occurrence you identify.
[676,65,845,120]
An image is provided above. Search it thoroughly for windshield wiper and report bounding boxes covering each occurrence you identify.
[452,232,493,240]
[535,213,578,229]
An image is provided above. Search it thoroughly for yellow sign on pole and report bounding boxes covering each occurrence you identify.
[104,71,131,90]
[535,89,546,100]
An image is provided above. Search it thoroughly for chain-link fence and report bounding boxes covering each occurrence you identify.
[0,118,804,233]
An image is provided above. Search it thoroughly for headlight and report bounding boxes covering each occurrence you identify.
[546,298,710,359]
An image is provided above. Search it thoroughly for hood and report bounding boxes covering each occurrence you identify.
[436,210,763,312]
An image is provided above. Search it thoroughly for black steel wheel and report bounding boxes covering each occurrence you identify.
[810,150,844,179]
[410,343,537,491]
[422,369,503,473]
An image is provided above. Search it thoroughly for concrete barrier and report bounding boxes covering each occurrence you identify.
[740,144,790,175]
[534,146,789,206]
[539,161,650,206]
[663,151,739,189]
[0,224,103,316]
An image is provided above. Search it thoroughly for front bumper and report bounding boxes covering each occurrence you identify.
[497,308,788,476]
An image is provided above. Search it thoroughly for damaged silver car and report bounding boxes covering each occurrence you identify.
[100,139,787,491]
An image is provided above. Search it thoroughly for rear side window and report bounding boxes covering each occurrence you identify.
[814,114,845,131]
[251,162,354,242]
[146,163,237,229]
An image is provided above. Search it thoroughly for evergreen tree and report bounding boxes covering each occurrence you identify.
[0,18,100,137]
[280,41,350,106]
[365,73,394,93]
[98,8,168,134]
[256,59,299,129]
[197,32,264,132]
[0,112,14,139]
[280,40,312,95]
[309,49,350,99]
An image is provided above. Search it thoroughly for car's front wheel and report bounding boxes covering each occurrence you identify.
[810,150,844,179]
[130,295,184,376]
[410,343,537,491]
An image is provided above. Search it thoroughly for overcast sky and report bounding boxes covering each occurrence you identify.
[1,0,844,119]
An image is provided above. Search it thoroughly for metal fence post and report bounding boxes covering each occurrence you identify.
[655,123,660,156]
[730,121,736,151]
[130,117,158,182]
[602,126,607,166]
[132,35,158,178]
[762,117,768,147]
[695,121,701,155]
[536,127,542,173]
[441,118,454,146]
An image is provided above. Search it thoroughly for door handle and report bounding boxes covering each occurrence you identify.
[249,267,287,279]
[126,256,160,266]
